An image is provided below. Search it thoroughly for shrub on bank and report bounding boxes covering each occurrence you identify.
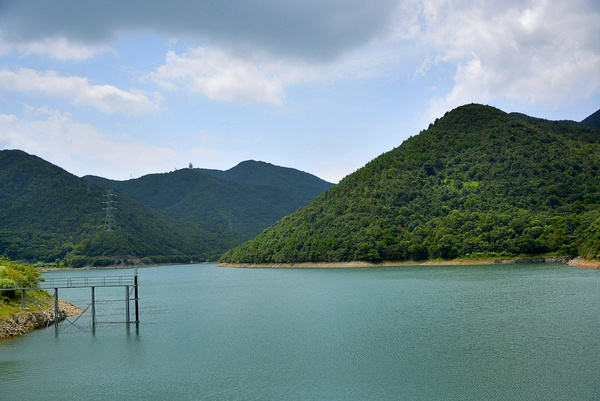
[0,278,16,298]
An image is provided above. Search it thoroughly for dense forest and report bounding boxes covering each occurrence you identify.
[0,151,330,266]
[220,104,600,264]
[86,160,332,238]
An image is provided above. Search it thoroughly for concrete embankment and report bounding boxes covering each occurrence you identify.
[0,299,83,340]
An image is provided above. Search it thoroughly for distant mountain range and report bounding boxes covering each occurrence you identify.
[0,152,332,266]
[85,160,332,239]
[510,109,600,131]
[221,104,600,264]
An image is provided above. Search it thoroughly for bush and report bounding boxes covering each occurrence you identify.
[0,278,16,298]
[66,256,91,268]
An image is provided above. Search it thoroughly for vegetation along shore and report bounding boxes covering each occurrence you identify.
[0,258,83,340]
[220,256,599,269]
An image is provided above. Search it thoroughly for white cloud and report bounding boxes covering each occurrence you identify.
[0,67,162,115]
[410,0,600,118]
[0,107,179,179]
[148,48,285,106]
[0,30,110,61]
[19,37,111,61]
[141,0,600,114]
[146,36,418,106]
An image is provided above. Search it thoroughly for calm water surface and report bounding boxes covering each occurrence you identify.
[1,263,599,400]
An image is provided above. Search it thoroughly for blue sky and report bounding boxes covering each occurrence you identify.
[1,0,599,183]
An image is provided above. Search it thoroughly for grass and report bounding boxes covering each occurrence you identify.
[0,289,53,319]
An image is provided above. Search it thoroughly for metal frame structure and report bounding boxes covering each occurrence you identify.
[3,271,139,331]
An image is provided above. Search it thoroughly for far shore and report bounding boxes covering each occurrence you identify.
[219,256,600,269]
[568,257,600,269]
[33,257,599,271]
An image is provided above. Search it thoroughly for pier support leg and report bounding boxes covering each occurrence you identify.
[54,288,59,331]
[91,287,96,326]
[125,285,130,323]
[134,273,139,323]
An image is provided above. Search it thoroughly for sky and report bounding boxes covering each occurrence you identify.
[0,0,599,183]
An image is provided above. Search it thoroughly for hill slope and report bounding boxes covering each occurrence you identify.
[221,104,600,264]
[201,160,333,205]
[0,150,241,265]
[581,109,600,129]
[86,161,333,238]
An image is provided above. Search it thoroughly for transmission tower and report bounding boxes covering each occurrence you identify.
[103,190,117,231]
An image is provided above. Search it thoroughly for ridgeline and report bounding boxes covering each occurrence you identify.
[0,151,331,266]
[220,104,600,264]
[85,160,332,239]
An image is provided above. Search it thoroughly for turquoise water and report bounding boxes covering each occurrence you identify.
[1,263,599,400]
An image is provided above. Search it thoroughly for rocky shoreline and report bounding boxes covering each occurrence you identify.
[568,257,600,269]
[0,299,83,340]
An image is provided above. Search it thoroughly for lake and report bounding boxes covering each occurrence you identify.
[1,263,599,400]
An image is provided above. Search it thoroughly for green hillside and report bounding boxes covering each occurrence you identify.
[86,161,332,238]
[220,104,600,264]
[0,150,242,266]
[201,160,333,205]
[581,109,600,129]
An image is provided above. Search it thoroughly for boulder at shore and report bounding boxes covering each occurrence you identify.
[0,299,83,339]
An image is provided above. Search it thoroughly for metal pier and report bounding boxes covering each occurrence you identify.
[5,269,139,331]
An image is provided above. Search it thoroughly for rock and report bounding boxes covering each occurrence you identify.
[0,299,83,340]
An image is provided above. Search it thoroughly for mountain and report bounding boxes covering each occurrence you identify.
[511,109,600,132]
[0,150,242,265]
[581,109,600,129]
[0,150,331,265]
[201,160,333,204]
[85,161,333,238]
[220,104,600,264]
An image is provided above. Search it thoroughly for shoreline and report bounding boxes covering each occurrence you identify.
[0,298,83,340]
[37,261,218,272]
[568,257,600,269]
[219,256,600,269]
[36,257,599,271]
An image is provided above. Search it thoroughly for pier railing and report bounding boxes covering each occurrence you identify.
[12,276,136,290]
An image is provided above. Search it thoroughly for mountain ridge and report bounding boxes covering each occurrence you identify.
[85,160,333,238]
[221,104,600,264]
[1,150,331,265]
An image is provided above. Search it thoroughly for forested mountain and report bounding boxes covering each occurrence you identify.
[0,150,331,266]
[221,104,600,264]
[0,150,243,265]
[581,109,600,129]
[85,161,332,238]
[201,160,333,204]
